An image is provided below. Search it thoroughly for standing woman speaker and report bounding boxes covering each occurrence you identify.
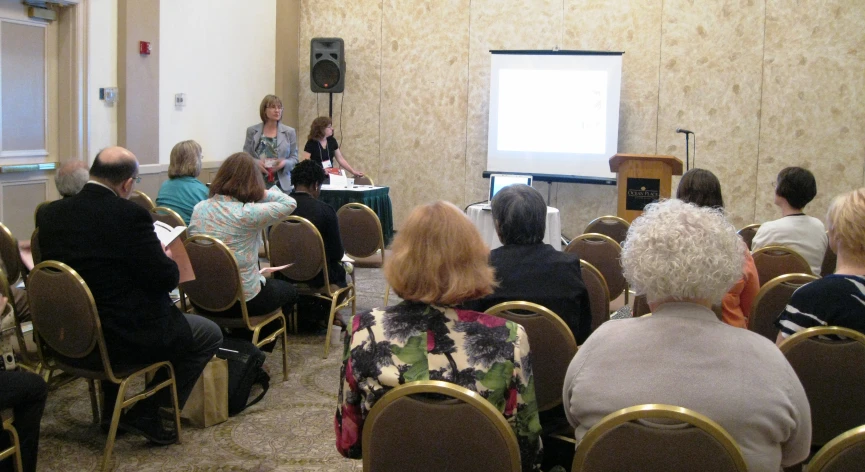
[243,95,298,191]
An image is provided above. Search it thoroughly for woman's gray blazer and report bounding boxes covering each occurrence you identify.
[243,122,299,190]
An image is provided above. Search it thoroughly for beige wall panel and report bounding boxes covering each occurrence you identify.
[1,180,47,238]
[379,0,470,226]
[276,0,301,129]
[464,0,562,207]
[299,0,382,188]
[656,0,765,229]
[136,173,164,203]
[555,0,663,235]
[755,0,865,223]
[1,22,45,152]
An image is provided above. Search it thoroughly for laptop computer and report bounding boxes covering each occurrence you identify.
[480,174,533,209]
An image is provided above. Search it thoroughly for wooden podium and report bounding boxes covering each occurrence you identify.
[609,153,683,223]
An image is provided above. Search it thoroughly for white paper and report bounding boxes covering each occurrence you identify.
[153,221,185,247]
[260,263,293,275]
[329,172,348,188]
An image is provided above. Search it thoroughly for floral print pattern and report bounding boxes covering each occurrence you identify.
[335,302,542,470]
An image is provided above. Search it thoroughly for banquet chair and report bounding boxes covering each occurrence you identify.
[565,233,627,304]
[583,216,630,246]
[180,235,288,380]
[737,224,761,251]
[33,201,50,226]
[748,273,817,341]
[580,260,610,331]
[0,267,39,373]
[363,380,521,472]
[268,216,355,359]
[807,425,865,472]
[151,207,188,240]
[336,203,390,304]
[0,223,22,287]
[0,409,23,472]
[29,229,40,267]
[28,261,182,471]
[129,190,155,211]
[779,327,865,448]
[354,175,374,186]
[484,301,577,415]
[821,239,837,277]
[752,245,812,286]
[572,404,748,472]
[632,294,651,318]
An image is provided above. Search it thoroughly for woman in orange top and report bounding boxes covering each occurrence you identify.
[677,169,760,328]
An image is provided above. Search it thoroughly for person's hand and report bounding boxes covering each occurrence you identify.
[275,159,287,170]
[0,295,7,308]
[255,159,267,173]
[353,171,364,178]
[162,242,174,260]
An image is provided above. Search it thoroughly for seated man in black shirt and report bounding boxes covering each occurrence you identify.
[463,184,592,344]
[288,159,347,289]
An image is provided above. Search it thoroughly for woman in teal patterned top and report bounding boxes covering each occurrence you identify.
[243,94,298,191]
[156,140,209,224]
[335,201,543,471]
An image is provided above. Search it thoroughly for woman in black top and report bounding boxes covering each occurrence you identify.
[301,116,364,177]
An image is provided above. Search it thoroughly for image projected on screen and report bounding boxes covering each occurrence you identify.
[498,69,607,154]
[486,51,623,183]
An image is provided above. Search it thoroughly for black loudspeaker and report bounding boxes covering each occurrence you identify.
[310,37,345,93]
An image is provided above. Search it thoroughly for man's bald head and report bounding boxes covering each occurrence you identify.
[90,147,139,198]
[55,160,89,197]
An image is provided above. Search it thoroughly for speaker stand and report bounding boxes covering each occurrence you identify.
[329,93,334,118]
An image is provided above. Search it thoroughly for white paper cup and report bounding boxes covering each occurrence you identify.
[331,326,344,346]
[347,178,355,186]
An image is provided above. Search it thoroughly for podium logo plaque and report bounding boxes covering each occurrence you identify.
[625,178,660,211]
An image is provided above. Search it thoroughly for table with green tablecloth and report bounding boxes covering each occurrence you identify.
[319,185,394,245]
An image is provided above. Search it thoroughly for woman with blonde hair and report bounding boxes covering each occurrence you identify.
[776,188,865,343]
[335,201,542,471]
[243,94,298,191]
[156,139,209,224]
[301,116,363,177]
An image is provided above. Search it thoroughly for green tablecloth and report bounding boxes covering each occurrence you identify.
[320,186,394,246]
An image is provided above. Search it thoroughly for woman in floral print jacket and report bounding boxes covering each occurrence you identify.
[335,201,542,471]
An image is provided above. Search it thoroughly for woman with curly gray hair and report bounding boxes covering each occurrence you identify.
[562,199,812,472]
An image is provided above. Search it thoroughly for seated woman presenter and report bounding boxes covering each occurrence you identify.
[156,139,209,224]
[334,201,542,471]
[243,94,298,191]
[301,116,364,177]
[676,168,759,329]
[188,153,298,346]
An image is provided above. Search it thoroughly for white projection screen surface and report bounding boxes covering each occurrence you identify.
[487,51,623,182]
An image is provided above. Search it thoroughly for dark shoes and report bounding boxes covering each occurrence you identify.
[100,406,178,445]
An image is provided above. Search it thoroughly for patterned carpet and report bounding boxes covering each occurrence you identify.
[36,267,396,472]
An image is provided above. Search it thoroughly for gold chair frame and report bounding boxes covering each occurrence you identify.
[778,326,865,352]
[269,216,356,359]
[362,380,521,472]
[0,222,21,287]
[572,404,748,472]
[0,409,23,472]
[580,260,611,331]
[180,235,289,380]
[583,215,630,245]
[336,202,390,305]
[807,424,865,472]
[129,189,155,211]
[0,268,40,374]
[565,233,628,304]
[752,245,813,285]
[748,273,818,340]
[28,261,182,471]
[737,223,761,251]
[484,301,577,411]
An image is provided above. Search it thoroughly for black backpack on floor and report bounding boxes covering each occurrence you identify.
[217,337,270,416]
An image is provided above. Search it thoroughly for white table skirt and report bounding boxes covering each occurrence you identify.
[466,204,562,251]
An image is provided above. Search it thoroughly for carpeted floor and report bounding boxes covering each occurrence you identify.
[36,267,398,472]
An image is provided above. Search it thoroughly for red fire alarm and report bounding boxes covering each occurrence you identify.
[139,41,151,55]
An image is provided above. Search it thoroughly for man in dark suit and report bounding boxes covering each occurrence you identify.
[463,184,592,344]
[288,159,347,289]
[36,146,222,444]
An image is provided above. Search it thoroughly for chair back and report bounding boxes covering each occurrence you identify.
[821,242,837,277]
[748,273,817,341]
[129,190,155,211]
[737,224,760,251]
[484,301,577,411]
[565,233,625,301]
[0,222,20,285]
[808,425,865,472]
[752,245,812,286]
[337,203,383,259]
[181,235,245,314]
[151,206,186,228]
[269,216,328,285]
[573,404,748,472]
[580,260,610,331]
[632,294,651,318]
[363,380,521,472]
[583,216,630,246]
[779,327,865,447]
[30,228,41,266]
[33,200,50,226]
[354,175,374,186]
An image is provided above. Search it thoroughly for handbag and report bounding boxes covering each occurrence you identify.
[181,355,229,428]
[216,337,270,416]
